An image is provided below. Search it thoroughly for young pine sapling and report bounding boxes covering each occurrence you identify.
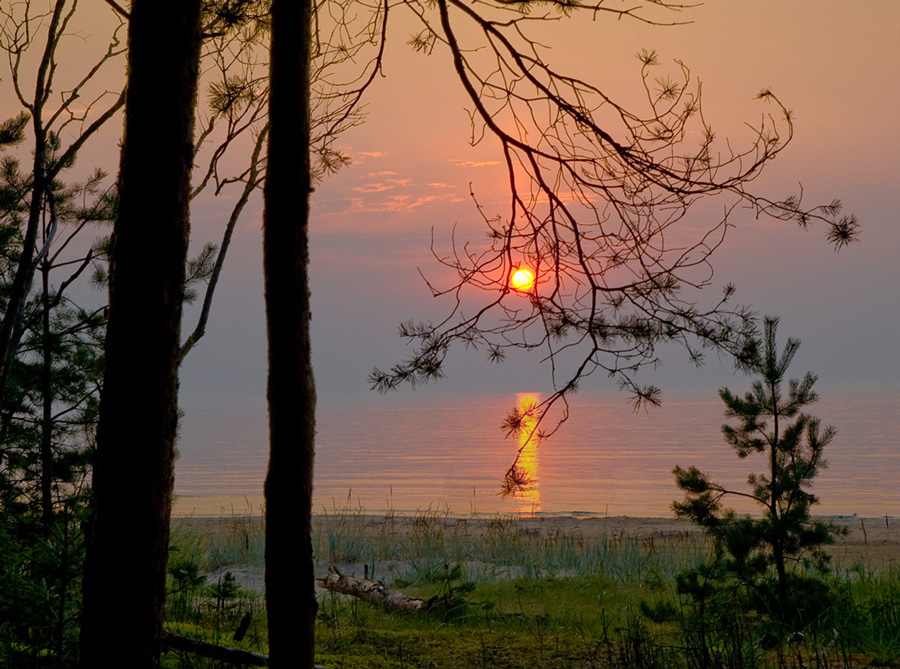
[673,317,842,627]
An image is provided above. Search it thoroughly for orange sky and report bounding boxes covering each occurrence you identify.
[2,1,897,408]
[296,1,900,404]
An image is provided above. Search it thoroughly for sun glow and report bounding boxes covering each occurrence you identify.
[510,268,535,292]
[509,393,541,516]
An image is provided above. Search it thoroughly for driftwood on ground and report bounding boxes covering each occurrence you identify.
[317,567,430,613]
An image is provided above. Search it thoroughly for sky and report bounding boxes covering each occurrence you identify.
[4,1,899,413]
[184,1,900,410]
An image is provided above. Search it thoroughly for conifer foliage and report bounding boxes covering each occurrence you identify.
[0,97,111,669]
[673,317,841,634]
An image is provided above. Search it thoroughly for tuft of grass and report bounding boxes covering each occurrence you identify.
[171,512,266,570]
[311,502,708,585]
[164,507,900,668]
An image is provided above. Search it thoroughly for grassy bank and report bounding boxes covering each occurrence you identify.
[163,509,900,668]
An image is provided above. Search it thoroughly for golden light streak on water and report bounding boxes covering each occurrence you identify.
[507,392,541,516]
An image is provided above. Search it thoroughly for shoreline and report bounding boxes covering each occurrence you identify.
[172,494,900,523]
[174,512,900,568]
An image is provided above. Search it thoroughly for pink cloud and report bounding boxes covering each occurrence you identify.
[353,183,393,193]
[344,192,467,214]
[453,160,500,168]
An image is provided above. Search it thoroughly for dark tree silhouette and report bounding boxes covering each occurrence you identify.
[371,0,859,492]
[79,1,203,666]
[0,129,111,666]
[0,0,124,410]
[179,0,382,363]
[2,1,377,665]
[261,0,317,664]
[0,4,121,664]
[250,0,387,663]
[673,317,840,627]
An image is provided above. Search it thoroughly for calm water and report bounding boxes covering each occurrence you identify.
[173,390,900,518]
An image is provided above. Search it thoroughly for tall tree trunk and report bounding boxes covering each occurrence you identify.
[263,0,316,665]
[79,2,202,667]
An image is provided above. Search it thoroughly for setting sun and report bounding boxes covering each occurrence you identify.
[510,268,535,292]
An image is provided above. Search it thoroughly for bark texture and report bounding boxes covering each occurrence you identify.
[79,2,202,666]
[262,0,316,666]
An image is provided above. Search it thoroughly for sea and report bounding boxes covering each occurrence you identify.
[173,389,900,519]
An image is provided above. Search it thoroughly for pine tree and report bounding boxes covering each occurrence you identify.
[0,128,110,666]
[673,317,841,631]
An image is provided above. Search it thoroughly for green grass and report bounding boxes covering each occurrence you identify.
[164,509,900,668]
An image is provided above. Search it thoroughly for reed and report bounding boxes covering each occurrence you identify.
[164,507,900,668]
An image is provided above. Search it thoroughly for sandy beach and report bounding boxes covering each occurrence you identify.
[177,513,900,572]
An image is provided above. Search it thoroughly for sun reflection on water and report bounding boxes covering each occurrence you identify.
[507,393,541,516]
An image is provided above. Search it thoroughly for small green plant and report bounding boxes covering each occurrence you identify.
[206,571,243,614]
[167,557,206,622]
[428,562,477,620]
[673,317,842,639]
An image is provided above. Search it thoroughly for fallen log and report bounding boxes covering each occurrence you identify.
[163,633,269,666]
[163,633,334,669]
[317,567,430,613]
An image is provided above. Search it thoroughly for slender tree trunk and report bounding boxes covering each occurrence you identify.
[770,404,788,609]
[0,152,44,412]
[40,255,53,528]
[0,0,60,407]
[79,2,202,667]
[263,0,316,665]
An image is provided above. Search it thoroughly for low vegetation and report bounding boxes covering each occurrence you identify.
[162,508,900,668]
